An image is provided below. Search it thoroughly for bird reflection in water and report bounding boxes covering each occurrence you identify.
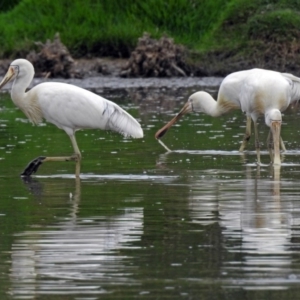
[11,177,143,298]
[186,164,294,287]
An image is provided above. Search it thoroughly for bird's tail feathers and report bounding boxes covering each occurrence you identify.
[282,72,300,83]
[282,72,300,102]
[106,106,143,139]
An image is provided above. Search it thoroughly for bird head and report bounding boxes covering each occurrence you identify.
[155,91,208,139]
[187,91,212,113]
[0,59,34,89]
[265,109,282,127]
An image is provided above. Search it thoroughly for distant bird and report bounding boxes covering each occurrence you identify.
[0,59,143,177]
[155,68,300,165]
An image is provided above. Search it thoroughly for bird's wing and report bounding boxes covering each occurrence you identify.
[34,83,143,138]
[102,99,144,138]
[281,73,300,102]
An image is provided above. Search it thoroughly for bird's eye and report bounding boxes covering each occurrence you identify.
[11,65,19,74]
[13,66,20,78]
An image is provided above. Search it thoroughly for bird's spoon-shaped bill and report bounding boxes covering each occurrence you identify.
[155,101,192,139]
[0,67,15,89]
[271,120,281,165]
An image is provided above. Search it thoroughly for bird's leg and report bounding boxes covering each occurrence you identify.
[20,134,82,177]
[239,116,252,152]
[20,155,79,176]
[280,137,286,152]
[69,134,82,178]
[271,120,281,165]
[253,121,261,165]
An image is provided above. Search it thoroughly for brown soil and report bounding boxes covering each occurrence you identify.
[0,56,126,78]
[1,32,300,80]
[0,33,193,79]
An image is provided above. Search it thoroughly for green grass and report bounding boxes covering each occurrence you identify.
[0,0,226,58]
[200,0,300,50]
[0,0,300,65]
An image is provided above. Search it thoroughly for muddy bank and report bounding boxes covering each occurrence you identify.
[0,31,298,85]
[0,57,223,94]
[33,73,223,92]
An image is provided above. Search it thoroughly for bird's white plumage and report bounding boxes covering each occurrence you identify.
[188,68,300,130]
[0,58,143,176]
[30,82,143,138]
[4,59,143,139]
[219,69,293,122]
[156,68,300,165]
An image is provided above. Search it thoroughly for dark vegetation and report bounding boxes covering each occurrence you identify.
[26,33,77,78]
[196,0,300,75]
[121,33,190,77]
[0,0,300,77]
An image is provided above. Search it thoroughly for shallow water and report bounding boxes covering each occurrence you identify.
[1,82,300,299]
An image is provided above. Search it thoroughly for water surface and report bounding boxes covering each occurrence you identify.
[0,83,300,299]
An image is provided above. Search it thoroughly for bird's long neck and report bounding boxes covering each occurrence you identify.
[200,93,229,117]
[191,92,218,117]
[215,94,239,117]
[11,73,33,109]
[206,100,220,117]
[10,72,43,125]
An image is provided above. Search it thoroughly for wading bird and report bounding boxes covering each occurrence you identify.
[155,68,300,165]
[0,59,143,177]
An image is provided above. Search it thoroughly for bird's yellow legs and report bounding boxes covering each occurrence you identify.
[21,134,82,177]
[239,116,285,165]
[281,138,287,152]
[69,134,82,176]
[239,116,286,153]
[239,116,252,152]
[253,120,261,164]
[253,120,282,165]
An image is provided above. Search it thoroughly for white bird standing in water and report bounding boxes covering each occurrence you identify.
[0,58,143,177]
[155,68,300,165]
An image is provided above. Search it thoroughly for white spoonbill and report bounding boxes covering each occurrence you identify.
[155,68,300,165]
[0,58,143,177]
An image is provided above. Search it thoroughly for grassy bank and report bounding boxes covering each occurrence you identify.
[0,0,226,58]
[0,0,300,74]
[196,0,300,74]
